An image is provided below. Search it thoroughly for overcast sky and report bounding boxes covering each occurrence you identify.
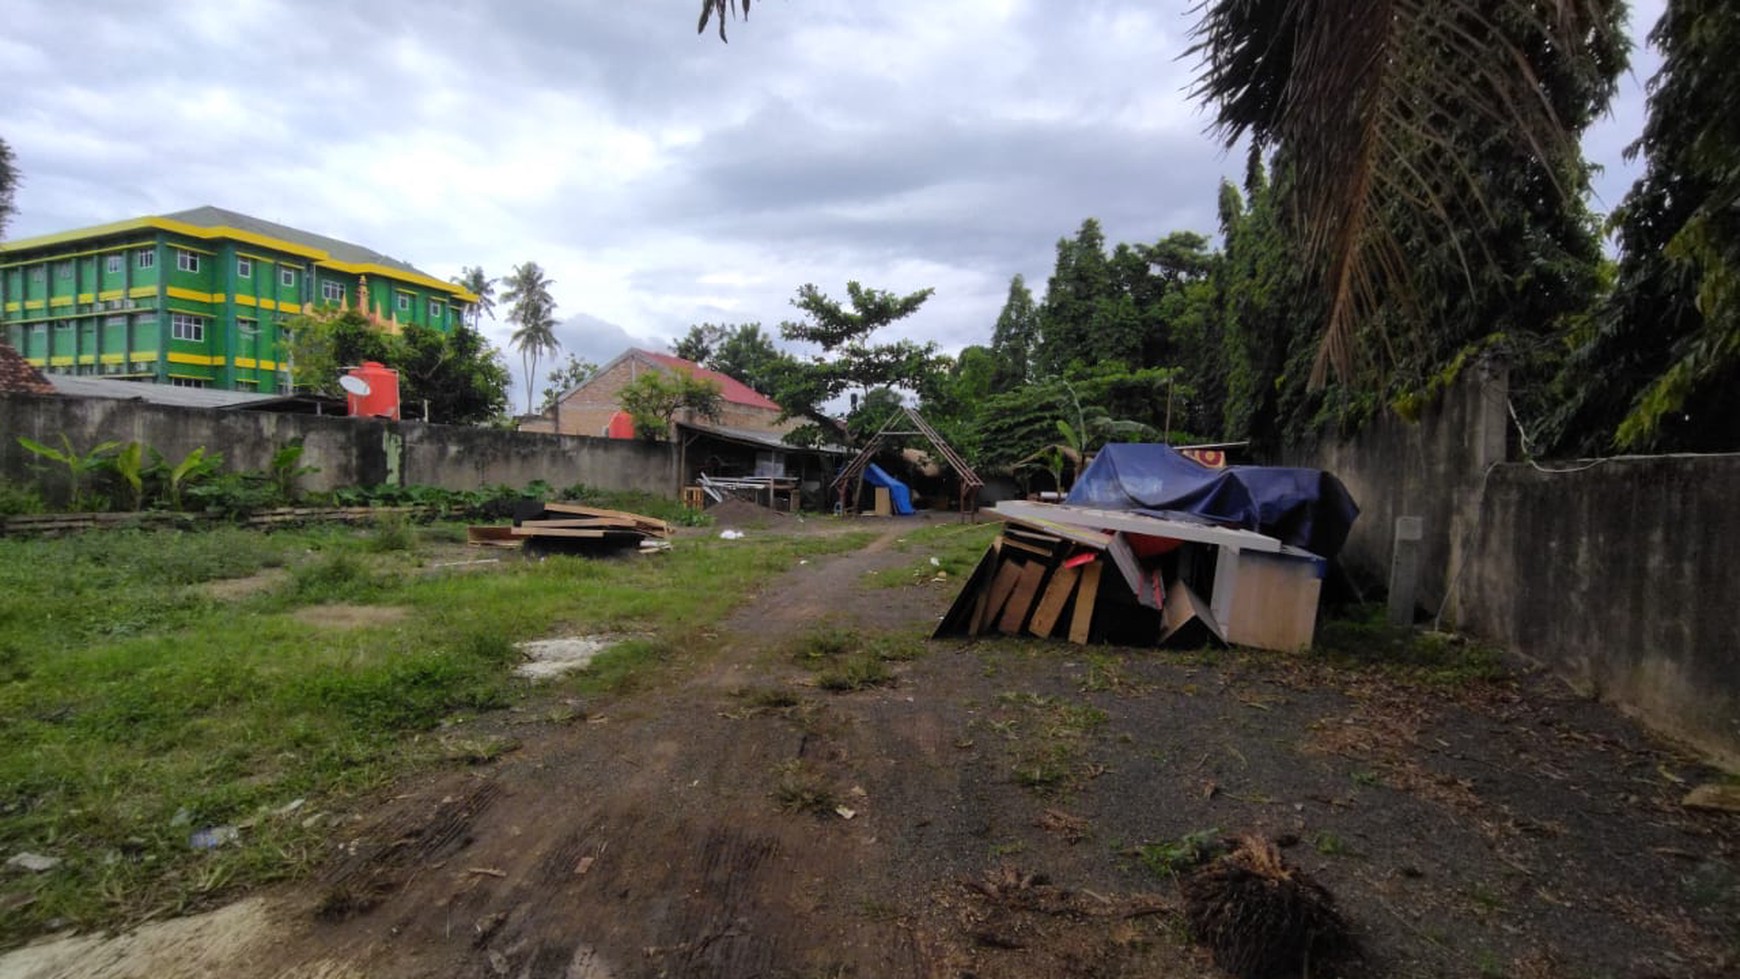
[2,0,1667,400]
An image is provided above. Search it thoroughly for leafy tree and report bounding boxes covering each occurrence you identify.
[619,368,723,439]
[0,137,16,241]
[452,266,496,332]
[540,354,600,412]
[778,281,941,441]
[672,323,726,363]
[988,275,1040,391]
[501,261,560,415]
[708,323,788,395]
[398,323,511,425]
[285,309,395,396]
[1546,0,1740,453]
[1035,219,1113,376]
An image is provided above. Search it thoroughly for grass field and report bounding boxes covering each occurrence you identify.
[0,521,870,946]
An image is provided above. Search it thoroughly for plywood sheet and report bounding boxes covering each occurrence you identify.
[1027,565,1081,638]
[997,560,1049,634]
[1068,561,1102,644]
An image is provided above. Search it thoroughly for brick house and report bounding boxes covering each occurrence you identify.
[0,341,54,396]
[529,348,799,439]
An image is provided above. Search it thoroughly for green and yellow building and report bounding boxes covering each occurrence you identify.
[0,206,476,392]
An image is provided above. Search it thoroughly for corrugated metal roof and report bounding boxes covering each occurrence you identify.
[44,375,287,409]
[677,420,847,455]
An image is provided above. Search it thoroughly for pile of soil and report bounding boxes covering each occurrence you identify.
[704,497,793,525]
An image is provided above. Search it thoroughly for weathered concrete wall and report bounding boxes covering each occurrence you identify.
[1460,455,1740,766]
[1285,367,1740,766]
[1284,357,1509,602]
[0,393,677,500]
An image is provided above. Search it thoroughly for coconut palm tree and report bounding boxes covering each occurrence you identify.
[501,261,560,415]
[452,266,497,332]
[1187,0,1623,386]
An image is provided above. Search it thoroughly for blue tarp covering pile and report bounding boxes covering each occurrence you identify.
[1064,444,1358,557]
[863,463,915,515]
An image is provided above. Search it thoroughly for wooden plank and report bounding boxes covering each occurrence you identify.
[1027,564,1081,638]
[998,535,1056,559]
[992,501,1283,553]
[540,501,671,535]
[975,559,1025,636]
[989,510,1113,550]
[466,525,516,543]
[519,517,633,530]
[509,526,611,539]
[997,560,1050,635]
[935,541,1002,638]
[1068,561,1102,644]
[1105,533,1162,610]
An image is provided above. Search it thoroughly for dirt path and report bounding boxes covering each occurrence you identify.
[6,521,1737,979]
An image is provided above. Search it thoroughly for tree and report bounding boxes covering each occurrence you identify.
[618,368,723,439]
[284,308,509,424]
[540,354,599,413]
[452,266,497,332]
[1546,0,1740,453]
[672,323,725,363]
[0,137,17,240]
[779,281,940,440]
[501,261,560,415]
[988,275,1039,392]
[1189,0,1624,387]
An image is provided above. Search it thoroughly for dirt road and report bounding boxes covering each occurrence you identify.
[6,521,1736,978]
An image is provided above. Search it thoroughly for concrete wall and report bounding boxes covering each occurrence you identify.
[1460,455,1740,767]
[1288,366,1740,767]
[0,393,678,500]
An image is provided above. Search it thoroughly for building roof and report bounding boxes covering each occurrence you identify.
[0,343,55,396]
[676,419,848,455]
[633,349,782,411]
[0,206,473,301]
[44,375,290,409]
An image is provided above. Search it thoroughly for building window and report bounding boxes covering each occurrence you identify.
[280,267,296,287]
[177,250,201,273]
[137,249,156,269]
[106,254,123,274]
[234,379,259,390]
[428,300,443,320]
[238,317,259,337]
[56,262,73,280]
[30,267,44,283]
[321,280,345,303]
[397,293,411,312]
[171,313,206,342]
[170,377,210,388]
[237,257,252,279]
[54,320,72,332]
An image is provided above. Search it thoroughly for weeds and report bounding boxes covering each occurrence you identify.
[772,760,836,815]
[1313,605,1508,684]
[1138,828,1225,877]
[790,623,919,692]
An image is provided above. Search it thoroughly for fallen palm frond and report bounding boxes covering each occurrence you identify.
[1180,834,1353,979]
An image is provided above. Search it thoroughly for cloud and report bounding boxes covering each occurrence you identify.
[1,0,1663,404]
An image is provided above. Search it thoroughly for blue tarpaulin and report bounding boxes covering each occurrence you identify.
[863,463,915,515]
[1064,444,1358,556]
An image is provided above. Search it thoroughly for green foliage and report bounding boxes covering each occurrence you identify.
[16,434,120,510]
[286,309,509,425]
[539,353,598,412]
[778,281,942,440]
[266,442,316,503]
[164,446,222,512]
[0,136,15,240]
[109,442,146,512]
[618,368,724,439]
[1138,828,1224,877]
[451,266,496,330]
[0,480,45,516]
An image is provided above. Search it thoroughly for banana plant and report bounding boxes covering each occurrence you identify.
[164,447,221,511]
[16,435,120,511]
[110,441,145,511]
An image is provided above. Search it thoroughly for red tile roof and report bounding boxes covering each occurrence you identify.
[0,343,54,396]
[637,349,782,411]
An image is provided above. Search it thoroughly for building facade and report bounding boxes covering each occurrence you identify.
[0,206,475,393]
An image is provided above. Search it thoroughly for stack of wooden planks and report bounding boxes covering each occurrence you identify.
[933,501,1328,651]
[470,502,673,554]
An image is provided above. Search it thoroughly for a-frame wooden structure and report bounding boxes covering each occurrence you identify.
[831,406,983,516]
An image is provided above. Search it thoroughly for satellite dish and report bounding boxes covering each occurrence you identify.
[338,374,372,397]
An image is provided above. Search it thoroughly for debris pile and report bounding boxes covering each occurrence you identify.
[469,501,672,555]
[1180,835,1352,979]
[934,501,1327,651]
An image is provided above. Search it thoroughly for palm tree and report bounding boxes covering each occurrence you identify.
[452,266,497,332]
[501,262,560,415]
[1188,0,1623,386]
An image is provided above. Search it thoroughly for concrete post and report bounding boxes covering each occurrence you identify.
[1389,515,1424,628]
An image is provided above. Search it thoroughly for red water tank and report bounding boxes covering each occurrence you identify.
[606,410,636,439]
[344,362,401,420]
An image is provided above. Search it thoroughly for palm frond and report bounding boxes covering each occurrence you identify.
[1189,0,1618,386]
[697,0,755,41]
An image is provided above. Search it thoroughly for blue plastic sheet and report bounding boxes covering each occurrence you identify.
[863,463,915,515]
[1064,444,1358,556]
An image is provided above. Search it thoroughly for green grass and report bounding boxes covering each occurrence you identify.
[788,624,926,692]
[1311,604,1509,684]
[875,521,1000,588]
[0,524,870,947]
